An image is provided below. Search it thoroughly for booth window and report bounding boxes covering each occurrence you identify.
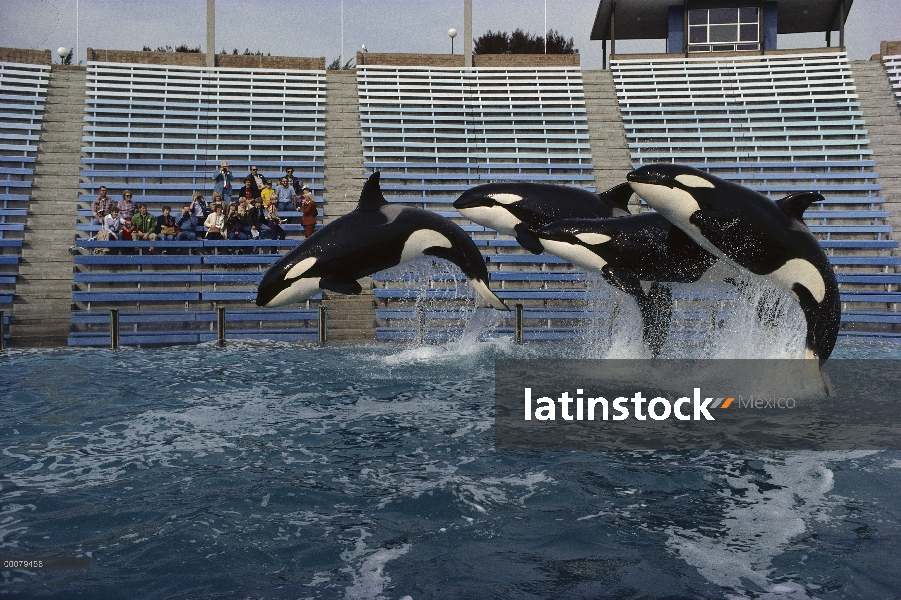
[688,7,759,52]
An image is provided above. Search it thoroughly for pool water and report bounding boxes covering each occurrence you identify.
[1,336,900,598]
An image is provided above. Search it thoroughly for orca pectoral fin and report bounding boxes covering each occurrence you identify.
[602,266,671,357]
[601,265,644,297]
[600,182,634,214]
[514,223,544,254]
[319,277,363,295]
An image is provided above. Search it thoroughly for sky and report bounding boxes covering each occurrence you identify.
[1,0,900,69]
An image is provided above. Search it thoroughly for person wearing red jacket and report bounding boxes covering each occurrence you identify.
[300,186,317,238]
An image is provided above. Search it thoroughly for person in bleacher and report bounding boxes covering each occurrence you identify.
[266,199,286,241]
[260,180,276,208]
[103,205,126,245]
[156,205,178,250]
[276,177,296,213]
[246,166,266,197]
[191,192,209,221]
[132,203,158,242]
[226,203,248,241]
[300,185,317,238]
[213,161,234,205]
[204,204,226,240]
[247,198,268,240]
[208,192,225,216]
[285,168,302,195]
[91,186,115,225]
[117,191,136,221]
[176,205,198,241]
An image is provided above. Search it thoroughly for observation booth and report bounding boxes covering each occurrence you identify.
[590,0,853,67]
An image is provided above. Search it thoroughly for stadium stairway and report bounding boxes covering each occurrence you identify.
[581,70,634,201]
[320,69,377,341]
[11,65,84,346]
[852,60,901,237]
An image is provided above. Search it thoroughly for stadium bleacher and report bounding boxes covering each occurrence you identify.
[0,60,49,306]
[611,50,900,327]
[69,61,328,345]
[357,64,601,340]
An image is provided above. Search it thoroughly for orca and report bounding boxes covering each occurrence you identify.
[626,163,840,360]
[453,181,633,253]
[256,173,508,311]
[537,212,719,355]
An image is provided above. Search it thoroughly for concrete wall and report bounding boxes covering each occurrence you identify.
[86,48,325,70]
[355,52,579,67]
[0,46,51,65]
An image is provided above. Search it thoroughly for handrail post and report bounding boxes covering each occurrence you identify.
[514,303,523,344]
[0,311,5,352]
[318,305,327,346]
[109,309,119,349]
[217,306,226,345]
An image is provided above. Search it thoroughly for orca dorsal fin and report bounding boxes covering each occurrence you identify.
[776,192,824,221]
[600,182,634,214]
[357,172,388,212]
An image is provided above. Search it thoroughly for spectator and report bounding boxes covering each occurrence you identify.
[236,177,254,202]
[91,186,115,225]
[117,190,136,221]
[191,193,209,221]
[226,203,248,240]
[266,200,286,241]
[276,177,295,212]
[246,165,266,197]
[285,168,302,195]
[120,218,136,254]
[300,185,317,238]
[103,205,126,240]
[176,205,198,241]
[247,198,268,239]
[213,160,234,205]
[157,205,178,243]
[208,192,225,216]
[260,180,276,208]
[132,203,158,242]
[204,204,226,240]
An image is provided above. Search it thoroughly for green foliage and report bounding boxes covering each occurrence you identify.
[142,45,202,53]
[473,29,577,54]
[327,57,356,70]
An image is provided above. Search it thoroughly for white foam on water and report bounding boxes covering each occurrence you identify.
[341,529,411,600]
[665,451,877,596]
[664,273,807,359]
[578,274,650,359]
[1,389,328,494]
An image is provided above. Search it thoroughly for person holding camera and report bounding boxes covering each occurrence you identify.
[190,193,209,221]
[176,205,198,241]
[213,160,233,205]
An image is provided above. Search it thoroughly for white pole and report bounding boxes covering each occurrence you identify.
[76,0,79,63]
[341,0,344,66]
[544,0,547,53]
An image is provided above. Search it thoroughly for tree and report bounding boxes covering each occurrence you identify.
[327,57,356,70]
[473,29,577,54]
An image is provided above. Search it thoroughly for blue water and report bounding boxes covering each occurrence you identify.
[2,336,901,599]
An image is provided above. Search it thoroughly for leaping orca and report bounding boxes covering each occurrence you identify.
[626,163,840,360]
[256,173,508,311]
[536,212,718,355]
[453,182,633,253]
